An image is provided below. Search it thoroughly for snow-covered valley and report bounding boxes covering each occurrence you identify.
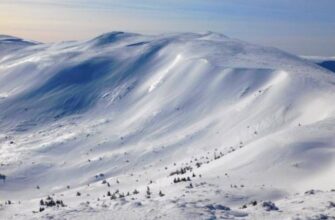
[0,32,334,219]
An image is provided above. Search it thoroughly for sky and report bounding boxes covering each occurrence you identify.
[0,0,334,56]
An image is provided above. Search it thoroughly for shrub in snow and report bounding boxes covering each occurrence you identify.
[146,186,151,198]
[214,204,231,211]
[119,193,125,198]
[110,194,117,200]
[133,202,142,207]
[40,196,65,209]
[196,162,202,168]
[173,177,192,184]
[206,204,230,211]
[313,214,330,220]
[95,173,105,179]
[328,201,335,208]
[169,166,193,176]
[55,200,65,207]
[0,174,6,183]
[305,189,316,195]
[205,204,216,210]
[186,183,193,189]
[262,201,279,211]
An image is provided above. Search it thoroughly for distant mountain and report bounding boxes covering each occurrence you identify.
[302,56,335,72]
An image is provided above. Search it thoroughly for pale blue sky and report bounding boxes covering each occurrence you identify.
[1,0,334,56]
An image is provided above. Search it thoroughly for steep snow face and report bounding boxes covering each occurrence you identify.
[0,32,335,219]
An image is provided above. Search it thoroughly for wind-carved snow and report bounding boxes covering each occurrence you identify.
[0,55,43,69]
[0,32,334,220]
[148,54,182,92]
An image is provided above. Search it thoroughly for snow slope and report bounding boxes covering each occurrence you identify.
[0,32,335,219]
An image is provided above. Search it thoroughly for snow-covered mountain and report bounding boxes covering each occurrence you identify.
[0,32,334,219]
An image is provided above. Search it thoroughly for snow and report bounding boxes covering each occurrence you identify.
[0,32,334,219]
